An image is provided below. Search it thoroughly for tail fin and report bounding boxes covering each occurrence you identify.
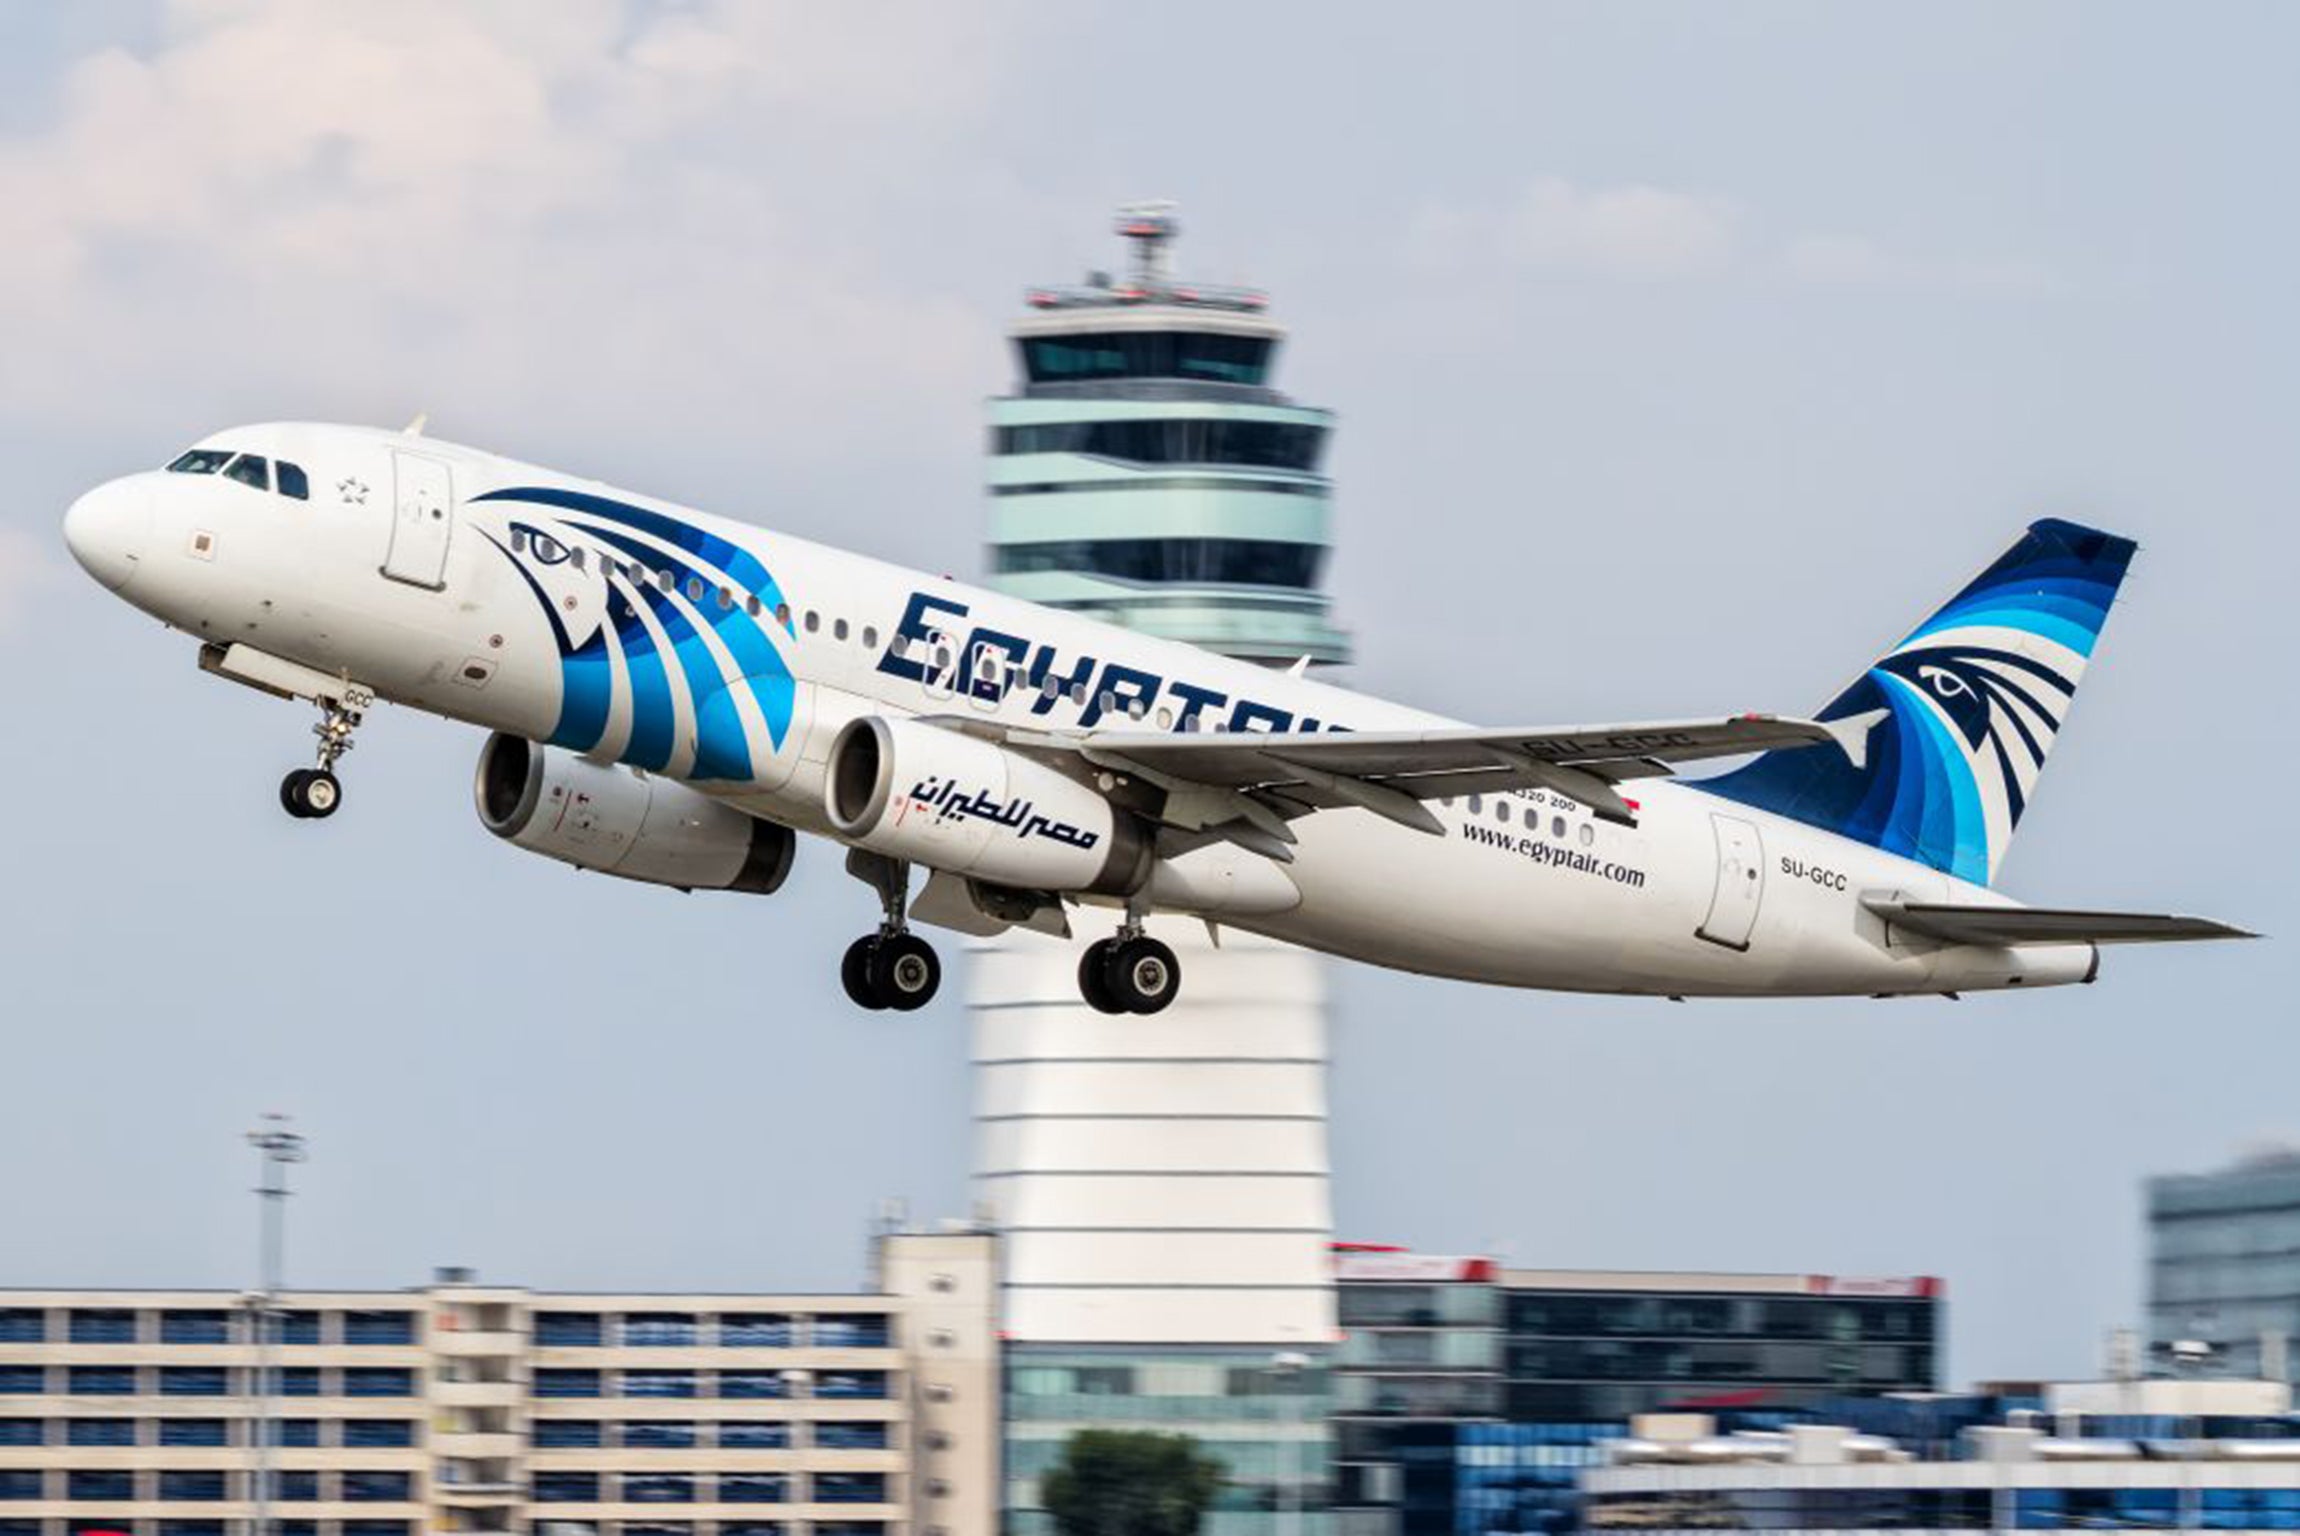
[1703,518,2138,885]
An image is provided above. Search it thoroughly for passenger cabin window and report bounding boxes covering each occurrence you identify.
[167,449,233,475]
[223,454,270,492]
[276,461,310,500]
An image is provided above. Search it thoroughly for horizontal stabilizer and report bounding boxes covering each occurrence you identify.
[1862,898,2258,948]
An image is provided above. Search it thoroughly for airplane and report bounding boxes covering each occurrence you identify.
[60,421,2252,1013]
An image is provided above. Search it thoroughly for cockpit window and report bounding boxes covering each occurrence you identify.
[222,454,270,491]
[276,461,310,500]
[167,449,232,475]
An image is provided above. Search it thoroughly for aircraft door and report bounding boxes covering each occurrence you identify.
[1696,813,1766,951]
[383,451,455,589]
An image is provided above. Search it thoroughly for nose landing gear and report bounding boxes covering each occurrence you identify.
[840,850,942,1011]
[279,689,371,820]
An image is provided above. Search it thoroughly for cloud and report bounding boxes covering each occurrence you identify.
[1410,174,1742,279]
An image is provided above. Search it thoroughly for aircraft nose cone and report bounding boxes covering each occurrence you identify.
[63,479,152,592]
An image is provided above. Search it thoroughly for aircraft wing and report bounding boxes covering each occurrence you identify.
[1862,900,2258,947]
[992,713,1854,838]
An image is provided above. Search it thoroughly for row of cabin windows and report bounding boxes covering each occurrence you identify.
[1449,793,1601,847]
[1,1419,410,1447]
[165,449,310,501]
[0,1471,412,1501]
[502,532,882,651]
[0,1366,413,1396]
[0,1308,411,1345]
[530,1421,887,1449]
[532,1472,884,1504]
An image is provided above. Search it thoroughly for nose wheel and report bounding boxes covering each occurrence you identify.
[280,688,370,821]
[280,768,343,819]
[1079,932,1181,1015]
[840,850,942,1011]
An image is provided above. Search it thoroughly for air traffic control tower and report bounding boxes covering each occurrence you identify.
[973,205,1343,1534]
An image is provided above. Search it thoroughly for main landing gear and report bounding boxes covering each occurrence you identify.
[280,689,370,820]
[1078,913,1181,1016]
[841,851,942,1012]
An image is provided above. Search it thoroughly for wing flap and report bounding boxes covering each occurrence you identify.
[1863,899,2258,947]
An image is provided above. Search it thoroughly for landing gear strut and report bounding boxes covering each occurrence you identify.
[840,851,941,1011]
[1078,909,1181,1016]
[280,689,370,820]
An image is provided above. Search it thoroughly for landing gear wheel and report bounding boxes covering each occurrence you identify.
[280,768,341,820]
[841,936,887,1011]
[1077,938,1125,1015]
[1108,935,1180,1015]
[869,932,942,1012]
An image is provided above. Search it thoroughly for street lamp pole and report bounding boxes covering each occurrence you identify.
[247,1116,307,1536]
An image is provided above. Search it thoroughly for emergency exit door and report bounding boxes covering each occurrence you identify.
[1696,813,1766,951]
[382,452,454,589]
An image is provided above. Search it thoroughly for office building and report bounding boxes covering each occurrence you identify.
[0,1229,996,1536]
[2149,1148,2300,1381]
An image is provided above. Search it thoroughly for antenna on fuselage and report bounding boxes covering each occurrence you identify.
[402,411,429,437]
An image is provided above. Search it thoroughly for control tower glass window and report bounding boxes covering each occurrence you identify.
[997,418,1326,472]
[1020,331,1274,386]
[996,537,1324,589]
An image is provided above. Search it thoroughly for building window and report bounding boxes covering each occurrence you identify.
[718,1372,788,1400]
[718,1475,788,1504]
[0,1369,40,1395]
[69,1367,135,1396]
[717,1422,789,1448]
[997,417,1328,472]
[812,1423,889,1450]
[621,1474,693,1503]
[69,1470,135,1500]
[535,1370,602,1399]
[624,1526,692,1536]
[341,1524,412,1536]
[535,1313,603,1348]
[533,1472,599,1503]
[343,1311,415,1346]
[815,1474,888,1505]
[69,1310,137,1344]
[159,1471,227,1501]
[0,1423,38,1447]
[532,1420,601,1448]
[1018,331,1274,386]
[0,1312,42,1344]
[159,1524,226,1536]
[67,1420,135,1447]
[813,1526,887,1536]
[342,1419,415,1449]
[160,1310,230,1345]
[341,1472,412,1502]
[158,1421,228,1447]
[269,1367,321,1397]
[343,1368,414,1398]
[624,1370,697,1399]
[814,1371,888,1400]
[717,1316,792,1348]
[270,1471,319,1502]
[0,1473,37,1500]
[277,1523,318,1536]
[269,1420,320,1447]
[159,1367,228,1397]
[276,1311,321,1345]
[811,1315,890,1349]
[621,1422,696,1448]
[622,1314,697,1348]
[722,1526,784,1536]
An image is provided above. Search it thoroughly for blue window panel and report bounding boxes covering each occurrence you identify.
[535,1313,603,1348]
[625,1371,697,1399]
[69,1310,136,1344]
[718,1316,793,1347]
[0,1472,41,1499]
[160,1471,228,1501]
[718,1422,790,1448]
[343,1311,415,1346]
[812,1422,889,1450]
[535,1369,602,1399]
[159,1420,228,1447]
[161,1523,226,1536]
[621,1474,694,1503]
[343,1368,414,1398]
[718,1372,788,1400]
[622,1314,698,1347]
[270,1471,319,1501]
[532,1420,601,1448]
[69,1470,135,1500]
[719,1475,788,1504]
[343,1420,415,1448]
[811,1316,890,1349]
[0,1523,34,1536]
[342,1471,412,1502]
[270,1419,319,1447]
[160,1310,231,1345]
[814,1372,888,1400]
[622,1422,696,1448]
[275,1311,321,1345]
[2015,1490,2066,1529]
[815,1473,887,1505]
[813,1523,887,1536]
[0,1422,38,1446]
[342,1523,411,1536]
[70,1367,136,1395]
[0,1369,39,1394]
[67,1420,134,1447]
[277,1521,318,1536]
[158,1367,228,1397]
[533,1472,599,1503]
[269,1367,321,1397]
[0,1312,45,1344]
[722,1525,785,1536]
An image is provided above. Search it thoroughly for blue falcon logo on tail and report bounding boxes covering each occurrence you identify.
[1703,518,2137,885]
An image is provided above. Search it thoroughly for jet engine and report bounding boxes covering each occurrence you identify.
[474,733,794,894]
[825,715,1149,894]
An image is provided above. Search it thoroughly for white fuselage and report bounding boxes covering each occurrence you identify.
[68,422,2095,999]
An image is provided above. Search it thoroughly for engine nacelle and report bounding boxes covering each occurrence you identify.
[475,733,794,894]
[825,715,1149,895]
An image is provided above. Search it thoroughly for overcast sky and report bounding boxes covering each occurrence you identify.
[1,1,2293,1387]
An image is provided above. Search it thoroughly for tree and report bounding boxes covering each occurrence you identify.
[1040,1428,1225,1536]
